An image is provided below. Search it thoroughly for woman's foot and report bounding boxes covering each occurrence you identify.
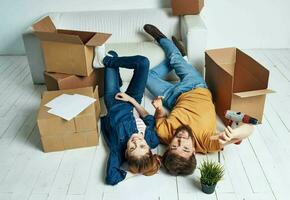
[93,49,118,69]
[143,24,167,43]
[93,44,106,68]
[103,50,118,66]
[172,36,187,56]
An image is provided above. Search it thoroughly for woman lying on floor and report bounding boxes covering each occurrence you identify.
[96,51,161,185]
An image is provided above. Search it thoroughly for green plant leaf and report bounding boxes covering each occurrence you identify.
[199,159,224,186]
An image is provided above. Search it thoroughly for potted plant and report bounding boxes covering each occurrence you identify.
[199,160,224,194]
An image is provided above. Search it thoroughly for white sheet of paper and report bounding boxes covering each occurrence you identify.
[45,94,96,121]
[45,94,72,108]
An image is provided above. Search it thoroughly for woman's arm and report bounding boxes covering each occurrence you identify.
[115,92,160,147]
[115,92,149,118]
[106,151,127,185]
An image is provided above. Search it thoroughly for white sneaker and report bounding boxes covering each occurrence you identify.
[183,55,189,63]
[93,44,106,68]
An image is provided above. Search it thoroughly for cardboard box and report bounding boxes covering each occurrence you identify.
[205,48,274,125]
[37,87,101,152]
[44,68,104,97]
[33,16,111,76]
[171,0,204,16]
[41,130,99,152]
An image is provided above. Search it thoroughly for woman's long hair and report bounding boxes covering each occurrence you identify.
[126,151,161,176]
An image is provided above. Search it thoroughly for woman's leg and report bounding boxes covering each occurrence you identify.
[104,54,151,104]
[146,59,174,98]
[104,66,121,110]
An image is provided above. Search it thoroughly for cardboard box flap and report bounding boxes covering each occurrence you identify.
[234,89,274,98]
[34,32,83,44]
[205,48,236,75]
[233,49,270,92]
[44,71,71,81]
[94,85,99,99]
[93,85,101,119]
[33,16,56,33]
[86,33,112,47]
[205,53,233,124]
[57,29,96,44]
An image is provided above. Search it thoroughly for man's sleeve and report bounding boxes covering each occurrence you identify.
[155,115,177,145]
[204,134,222,153]
[105,150,127,185]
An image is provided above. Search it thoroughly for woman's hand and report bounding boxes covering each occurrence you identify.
[152,96,163,110]
[115,92,133,102]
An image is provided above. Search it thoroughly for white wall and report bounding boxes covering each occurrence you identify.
[0,0,290,54]
[202,0,290,49]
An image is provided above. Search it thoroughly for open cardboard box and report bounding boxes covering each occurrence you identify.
[33,16,111,76]
[44,68,104,97]
[171,0,204,16]
[37,86,101,152]
[205,48,274,125]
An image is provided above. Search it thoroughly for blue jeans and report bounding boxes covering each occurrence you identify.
[146,38,207,110]
[104,55,149,109]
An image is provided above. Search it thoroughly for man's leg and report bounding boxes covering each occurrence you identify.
[146,59,174,98]
[159,38,206,87]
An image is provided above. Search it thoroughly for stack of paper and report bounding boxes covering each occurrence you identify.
[45,94,96,121]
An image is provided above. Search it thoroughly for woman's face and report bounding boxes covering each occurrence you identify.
[127,133,150,158]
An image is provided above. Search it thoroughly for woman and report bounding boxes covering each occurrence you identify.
[100,51,160,185]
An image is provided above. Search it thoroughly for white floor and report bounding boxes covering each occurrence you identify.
[0,49,290,200]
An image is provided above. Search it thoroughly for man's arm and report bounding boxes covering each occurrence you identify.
[152,96,166,119]
[210,124,254,148]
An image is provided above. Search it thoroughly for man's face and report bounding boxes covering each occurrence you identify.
[127,133,150,158]
[169,129,195,159]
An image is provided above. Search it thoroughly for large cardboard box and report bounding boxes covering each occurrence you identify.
[171,0,204,16]
[33,16,111,76]
[44,68,104,97]
[37,87,101,152]
[205,48,274,125]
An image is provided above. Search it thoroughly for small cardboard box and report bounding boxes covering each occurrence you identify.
[171,0,204,16]
[37,87,101,152]
[44,68,104,97]
[33,16,111,76]
[205,48,274,125]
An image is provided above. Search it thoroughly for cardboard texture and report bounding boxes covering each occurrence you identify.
[205,48,274,125]
[33,16,111,76]
[44,68,104,97]
[37,87,101,152]
[171,0,204,16]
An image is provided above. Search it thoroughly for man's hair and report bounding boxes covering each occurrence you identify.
[162,150,196,175]
[162,124,196,175]
[175,124,194,139]
[126,151,161,176]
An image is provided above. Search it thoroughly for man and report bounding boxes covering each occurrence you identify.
[144,24,254,175]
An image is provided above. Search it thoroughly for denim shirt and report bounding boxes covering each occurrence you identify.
[101,102,160,185]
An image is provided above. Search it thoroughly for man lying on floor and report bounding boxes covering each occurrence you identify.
[144,24,254,175]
